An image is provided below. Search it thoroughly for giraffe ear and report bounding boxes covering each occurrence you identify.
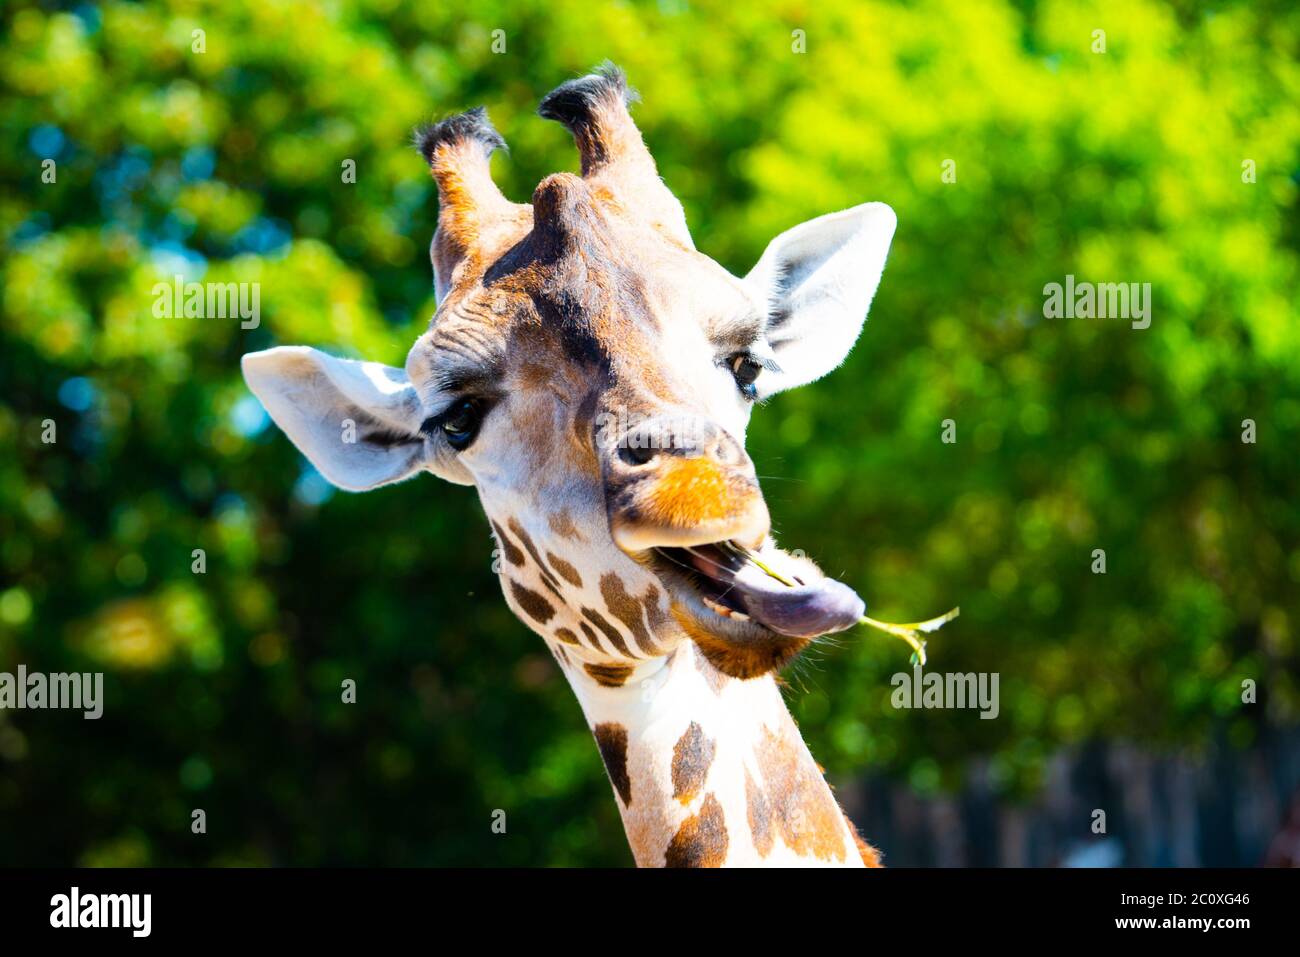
[744,202,896,397]
[241,346,473,491]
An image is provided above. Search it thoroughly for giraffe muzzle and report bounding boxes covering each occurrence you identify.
[599,412,863,644]
[602,413,769,553]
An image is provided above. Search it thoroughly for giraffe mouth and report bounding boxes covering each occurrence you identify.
[651,542,865,639]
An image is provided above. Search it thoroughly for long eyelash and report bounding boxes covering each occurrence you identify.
[420,396,487,436]
[419,410,448,437]
[716,352,782,374]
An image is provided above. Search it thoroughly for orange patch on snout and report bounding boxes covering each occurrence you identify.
[644,458,741,528]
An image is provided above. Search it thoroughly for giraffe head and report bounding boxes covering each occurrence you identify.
[242,65,895,683]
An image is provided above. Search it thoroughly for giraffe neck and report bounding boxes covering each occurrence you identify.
[561,640,868,867]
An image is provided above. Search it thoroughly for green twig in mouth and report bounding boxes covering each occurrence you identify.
[724,540,959,665]
[858,608,960,666]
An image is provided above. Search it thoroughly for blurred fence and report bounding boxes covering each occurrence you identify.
[843,726,1300,866]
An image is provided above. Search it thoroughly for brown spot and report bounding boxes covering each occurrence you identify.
[592,722,632,806]
[664,793,728,867]
[552,644,569,667]
[578,620,602,651]
[599,573,660,655]
[583,662,634,687]
[554,627,580,645]
[547,552,583,588]
[508,517,564,593]
[509,580,555,625]
[581,606,632,657]
[752,725,847,862]
[745,768,774,856]
[548,509,585,542]
[670,721,716,804]
[642,583,668,631]
[491,520,525,567]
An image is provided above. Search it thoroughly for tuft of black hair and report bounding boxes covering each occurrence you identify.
[537,61,639,128]
[412,107,506,166]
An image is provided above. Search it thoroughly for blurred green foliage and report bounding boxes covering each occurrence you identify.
[1,0,1297,866]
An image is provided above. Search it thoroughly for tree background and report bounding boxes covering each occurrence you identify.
[1,0,1297,866]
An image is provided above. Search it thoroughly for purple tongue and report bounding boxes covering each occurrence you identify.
[730,562,865,638]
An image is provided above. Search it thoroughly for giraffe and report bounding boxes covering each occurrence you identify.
[241,64,896,867]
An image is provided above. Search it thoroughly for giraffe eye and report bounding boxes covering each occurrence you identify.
[728,354,764,398]
[428,398,485,451]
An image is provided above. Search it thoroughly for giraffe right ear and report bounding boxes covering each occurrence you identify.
[241,346,473,491]
[744,202,897,397]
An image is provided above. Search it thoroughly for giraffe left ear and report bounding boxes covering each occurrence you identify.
[241,346,474,491]
[744,202,896,397]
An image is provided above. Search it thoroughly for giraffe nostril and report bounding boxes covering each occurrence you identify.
[613,416,748,470]
[617,443,658,467]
